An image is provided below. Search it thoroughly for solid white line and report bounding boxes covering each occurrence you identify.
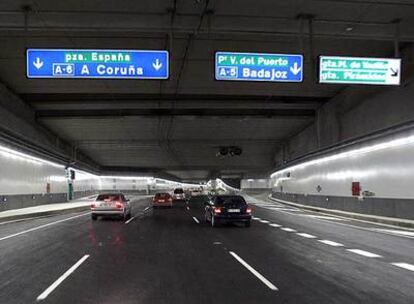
[296,233,317,239]
[0,212,90,242]
[125,216,136,225]
[391,263,414,272]
[346,249,382,258]
[229,251,278,291]
[259,220,270,224]
[281,227,296,232]
[192,217,200,224]
[0,214,53,225]
[318,240,344,247]
[269,223,281,228]
[37,254,90,301]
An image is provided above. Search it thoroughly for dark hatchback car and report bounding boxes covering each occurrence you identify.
[204,195,252,227]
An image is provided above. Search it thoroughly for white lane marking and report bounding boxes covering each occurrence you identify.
[192,217,200,224]
[0,214,53,225]
[36,254,90,301]
[269,223,281,228]
[346,249,382,258]
[186,206,190,210]
[0,212,89,242]
[125,216,136,225]
[252,217,261,221]
[391,263,414,272]
[373,229,414,237]
[143,206,151,211]
[301,215,347,221]
[296,233,317,239]
[229,251,278,291]
[281,227,296,232]
[318,240,344,247]
[259,220,270,224]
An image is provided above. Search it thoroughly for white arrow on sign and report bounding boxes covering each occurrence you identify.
[290,62,302,75]
[152,59,162,71]
[33,57,44,69]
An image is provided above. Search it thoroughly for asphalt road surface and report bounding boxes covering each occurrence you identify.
[0,194,413,304]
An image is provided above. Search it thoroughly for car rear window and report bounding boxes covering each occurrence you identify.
[174,188,184,194]
[155,193,169,198]
[214,196,246,206]
[97,194,121,201]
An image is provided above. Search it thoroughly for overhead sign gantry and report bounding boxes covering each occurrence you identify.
[319,56,401,86]
[26,49,169,79]
[215,52,303,82]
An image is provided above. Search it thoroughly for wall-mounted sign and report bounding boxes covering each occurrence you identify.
[26,49,169,79]
[215,52,303,82]
[319,56,401,85]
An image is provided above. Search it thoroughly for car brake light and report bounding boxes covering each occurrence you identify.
[91,203,96,209]
[246,206,252,214]
[116,202,123,208]
[168,198,172,202]
[213,207,222,214]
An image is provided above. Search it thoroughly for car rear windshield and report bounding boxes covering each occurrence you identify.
[97,194,121,201]
[155,193,170,198]
[174,188,184,194]
[214,196,246,206]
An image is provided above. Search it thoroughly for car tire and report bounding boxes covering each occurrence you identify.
[245,221,251,228]
[91,214,97,220]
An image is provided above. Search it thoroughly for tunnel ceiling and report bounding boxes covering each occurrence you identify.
[0,0,413,181]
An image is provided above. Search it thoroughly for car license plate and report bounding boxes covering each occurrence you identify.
[159,200,165,203]
[228,209,240,213]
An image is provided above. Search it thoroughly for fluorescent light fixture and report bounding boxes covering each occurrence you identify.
[271,134,414,178]
[0,144,64,168]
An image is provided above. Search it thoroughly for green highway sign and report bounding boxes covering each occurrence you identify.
[319,56,401,86]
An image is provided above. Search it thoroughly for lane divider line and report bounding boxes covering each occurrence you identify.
[36,254,90,301]
[192,217,200,224]
[125,216,136,225]
[391,263,414,272]
[296,233,317,239]
[269,223,281,228]
[229,251,278,291]
[346,249,382,258]
[281,227,296,232]
[0,212,90,242]
[318,240,344,247]
[259,220,270,224]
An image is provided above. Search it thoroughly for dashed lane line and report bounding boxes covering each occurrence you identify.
[269,223,281,228]
[318,240,344,247]
[259,220,270,224]
[391,263,414,272]
[37,254,90,301]
[192,217,200,224]
[281,227,297,232]
[229,251,279,291]
[346,249,382,258]
[125,216,136,225]
[296,233,317,239]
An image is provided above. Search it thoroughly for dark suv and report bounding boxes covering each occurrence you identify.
[204,195,252,227]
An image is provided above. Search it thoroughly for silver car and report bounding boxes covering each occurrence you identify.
[91,193,132,221]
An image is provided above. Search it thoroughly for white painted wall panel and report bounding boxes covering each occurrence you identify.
[271,131,414,199]
[0,147,67,195]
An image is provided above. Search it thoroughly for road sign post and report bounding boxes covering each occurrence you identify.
[215,52,303,82]
[26,49,169,79]
[319,56,401,85]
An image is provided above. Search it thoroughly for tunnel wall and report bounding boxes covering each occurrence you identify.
[271,128,414,220]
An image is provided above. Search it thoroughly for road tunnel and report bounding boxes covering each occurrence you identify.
[0,1,414,303]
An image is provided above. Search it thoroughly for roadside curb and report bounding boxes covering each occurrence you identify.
[268,195,414,229]
[0,206,90,223]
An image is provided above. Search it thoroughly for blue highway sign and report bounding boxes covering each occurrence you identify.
[215,52,303,82]
[27,49,169,79]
